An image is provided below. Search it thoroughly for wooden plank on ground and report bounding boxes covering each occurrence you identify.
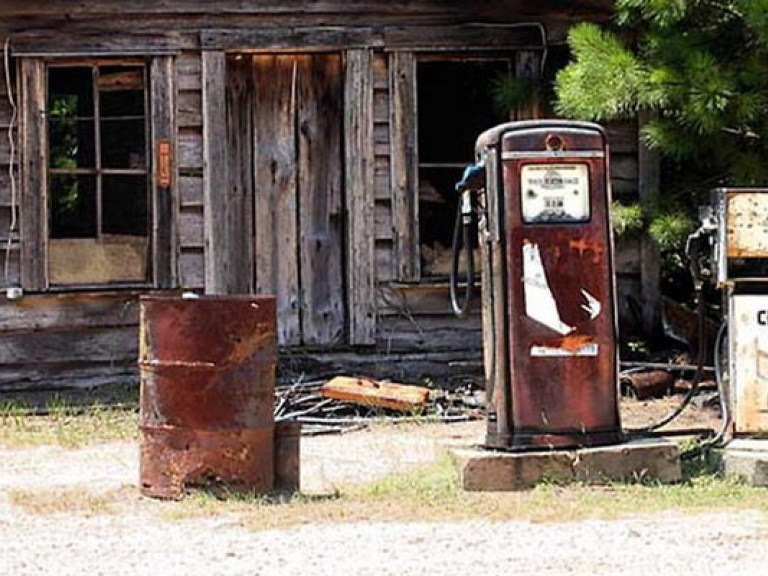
[321,376,430,412]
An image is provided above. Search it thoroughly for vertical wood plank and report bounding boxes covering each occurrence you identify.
[296,53,345,346]
[252,54,301,345]
[150,55,177,288]
[203,50,247,294]
[225,56,254,291]
[345,49,376,345]
[637,111,662,337]
[20,58,46,291]
[389,51,420,282]
[513,50,542,120]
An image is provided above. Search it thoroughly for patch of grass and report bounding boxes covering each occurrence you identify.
[8,486,126,516]
[157,452,768,531]
[0,400,138,448]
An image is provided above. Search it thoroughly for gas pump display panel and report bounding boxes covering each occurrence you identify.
[520,164,590,223]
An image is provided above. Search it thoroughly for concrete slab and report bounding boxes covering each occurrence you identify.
[451,438,682,491]
[722,439,768,486]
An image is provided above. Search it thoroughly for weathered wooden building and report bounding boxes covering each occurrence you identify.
[0,1,652,391]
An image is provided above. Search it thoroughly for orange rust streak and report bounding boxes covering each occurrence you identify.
[569,238,604,262]
[560,335,594,352]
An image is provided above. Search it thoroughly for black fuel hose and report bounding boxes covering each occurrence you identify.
[680,319,731,460]
[624,284,709,435]
[450,194,476,316]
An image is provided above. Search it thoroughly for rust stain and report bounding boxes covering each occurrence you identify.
[560,334,594,352]
[138,296,277,499]
[568,238,604,262]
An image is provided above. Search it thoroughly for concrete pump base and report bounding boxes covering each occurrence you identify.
[451,437,681,491]
[722,439,768,486]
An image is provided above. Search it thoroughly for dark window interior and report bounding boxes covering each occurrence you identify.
[47,64,149,240]
[417,58,512,278]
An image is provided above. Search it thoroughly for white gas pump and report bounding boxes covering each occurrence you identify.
[705,187,768,438]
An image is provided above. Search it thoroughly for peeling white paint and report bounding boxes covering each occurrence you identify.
[581,289,601,320]
[530,343,599,357]
[522,242,574,335]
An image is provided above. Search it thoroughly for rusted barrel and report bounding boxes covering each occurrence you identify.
[138,295,276,499]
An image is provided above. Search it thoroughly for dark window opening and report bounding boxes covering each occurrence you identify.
[417,58,512,279]
[46,63,150,285]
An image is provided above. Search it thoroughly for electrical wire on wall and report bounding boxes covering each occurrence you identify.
[3,36,18,289]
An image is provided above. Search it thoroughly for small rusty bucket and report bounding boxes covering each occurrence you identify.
[138,295,276,499]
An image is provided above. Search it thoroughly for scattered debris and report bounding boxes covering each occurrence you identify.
[275,376,483,435]
[622,370,675,400]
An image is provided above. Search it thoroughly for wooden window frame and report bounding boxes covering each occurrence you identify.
[20,55,176,292]
[389,49,541,284]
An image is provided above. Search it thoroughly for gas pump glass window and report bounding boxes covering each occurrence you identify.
[46,63,150,285]
[520,163,590,223]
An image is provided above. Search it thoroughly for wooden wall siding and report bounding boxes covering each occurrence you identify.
[606,120,639,203]
[0,290,152,391]
[377,314,482,353]
[389,51,420,282]
[345,49,376,345]
[0,65,20,290]
[19,58,46,291]
[203,50,252,294]
[202,50,228,293]
[372,53,396,282]
[0,2,614,49]
[225,54,255,291]
[150,55,178,288]
[176,52,205,289]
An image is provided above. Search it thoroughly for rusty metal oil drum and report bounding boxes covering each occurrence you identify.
[138,295,276,499]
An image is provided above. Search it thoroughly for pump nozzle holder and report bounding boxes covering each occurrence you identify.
[455,162,485,193]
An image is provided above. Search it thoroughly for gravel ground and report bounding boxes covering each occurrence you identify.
[2,420,768,575]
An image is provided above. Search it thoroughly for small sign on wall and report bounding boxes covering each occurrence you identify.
[156,139,173,189]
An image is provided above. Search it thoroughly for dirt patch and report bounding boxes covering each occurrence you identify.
[1,395,747,576]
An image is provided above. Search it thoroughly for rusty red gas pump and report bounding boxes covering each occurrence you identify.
[455,120,623,451]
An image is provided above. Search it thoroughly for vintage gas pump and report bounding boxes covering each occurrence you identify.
[703,187,768,438]
[455,120,623,451]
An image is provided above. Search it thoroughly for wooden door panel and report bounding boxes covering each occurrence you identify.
[252,54,301,345]
[296,54,345,345]
[250,53,345,347]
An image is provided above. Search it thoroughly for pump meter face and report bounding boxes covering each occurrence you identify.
[520,163,590,223]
